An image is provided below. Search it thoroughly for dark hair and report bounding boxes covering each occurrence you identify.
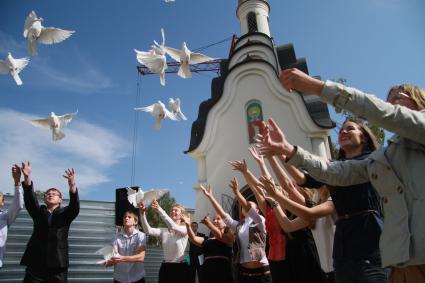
[44,188,62,198]
[337,119,380,160]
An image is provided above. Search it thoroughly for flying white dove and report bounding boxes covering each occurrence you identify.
[168,98,187,121]
[127,187,169,208]
[23,10,75,56]
[164,41,214,79]
[95,244,117,264]
[29,111,78,141]
[0,52,30,86]
[135,28,167,86]
[134,101,177,129]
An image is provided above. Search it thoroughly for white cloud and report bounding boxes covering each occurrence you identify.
[0,108,129,197]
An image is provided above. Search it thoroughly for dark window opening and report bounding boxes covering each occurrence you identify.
[247,12,258,33]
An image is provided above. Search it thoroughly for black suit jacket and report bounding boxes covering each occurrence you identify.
[20,181,80,269]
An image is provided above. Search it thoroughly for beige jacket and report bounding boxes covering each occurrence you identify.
[288,81,425,268]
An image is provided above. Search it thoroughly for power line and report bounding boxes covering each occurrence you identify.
[193,35,234,53]
[131,79,142,186]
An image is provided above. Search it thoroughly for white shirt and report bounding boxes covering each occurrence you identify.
[113,229,146,283]
[140,207,188,262]
[0,186,23,268]
[224,207,268,265]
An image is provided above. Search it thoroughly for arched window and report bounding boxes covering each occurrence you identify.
[247,12,258,33]
[246,100,263,144]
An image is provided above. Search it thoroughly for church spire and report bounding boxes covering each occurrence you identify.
[237,0,271,37]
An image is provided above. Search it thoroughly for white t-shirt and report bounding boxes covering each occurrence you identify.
[113,229,146,283]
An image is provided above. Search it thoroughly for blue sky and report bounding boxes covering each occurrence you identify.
[0,0,424,208]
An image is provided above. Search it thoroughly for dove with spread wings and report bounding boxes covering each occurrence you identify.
[23,11,75,56]
[94,244,117,265]
[0,52,30,86]
[29,111,78,141]
[126,187,169,208]
[134,101,177,129]
[164,41,214,79]
[135,28,167,86]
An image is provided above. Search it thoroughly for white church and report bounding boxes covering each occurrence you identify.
[186,0,334,221]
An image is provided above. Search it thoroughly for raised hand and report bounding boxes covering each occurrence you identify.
[151,200,161,211]
[180,213,190,225]
[200,184,213,198]
[200,213,211,225]
[256,118,294,157]
[63,168,76,187]
[259,188,279,208]
[21,161,31,186]
[248,146,264,164]
[259,175,280,197]
[21,161,31,179]
[229,177,239,194]
[279,68,324,95]
[138,203,147,214]
[228,160,248,173]
[12,164,21,186]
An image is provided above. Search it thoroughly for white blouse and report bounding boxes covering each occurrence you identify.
[140,207,188,262]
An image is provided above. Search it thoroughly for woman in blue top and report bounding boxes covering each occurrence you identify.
[261,119,388,283]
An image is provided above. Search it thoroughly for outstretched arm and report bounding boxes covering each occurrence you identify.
[280,68,425,144]
[270,200,310,233]
[266,156,305,205]
[257,118,370,186]
[139,203,161,236]
[200,214,233,246]
[277,155,307,186]
[229,158,267,216]
[63,168,80,222]
[199,184,227,219]
[229,177,250,214]
[7,164,24,226]
[21,161,40,218]
[181,214,205,247]
[152,200,187,235]
[200,184,239,231]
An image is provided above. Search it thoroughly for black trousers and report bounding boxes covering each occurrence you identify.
[114,278,145,283]
[159,262,191,283]
[23,267,68,283]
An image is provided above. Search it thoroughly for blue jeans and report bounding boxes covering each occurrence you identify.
[334,252,388,283]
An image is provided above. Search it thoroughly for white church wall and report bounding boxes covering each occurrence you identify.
[237,1,271,36]
[234,34,274,50]
[229,45,279,71]
[191,62,330,224]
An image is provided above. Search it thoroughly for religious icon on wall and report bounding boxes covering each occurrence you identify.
[246,101,263,144]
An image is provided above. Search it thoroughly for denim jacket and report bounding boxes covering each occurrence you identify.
[288,81,425,268]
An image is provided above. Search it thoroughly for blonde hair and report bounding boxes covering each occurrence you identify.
[171,203,187,226]
[172,203,186,215]
[388,84,425,110]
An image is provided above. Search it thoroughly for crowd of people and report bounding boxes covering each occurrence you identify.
[0,68,424,283]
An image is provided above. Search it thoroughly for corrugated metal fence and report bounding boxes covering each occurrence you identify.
[0,195,163,283]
